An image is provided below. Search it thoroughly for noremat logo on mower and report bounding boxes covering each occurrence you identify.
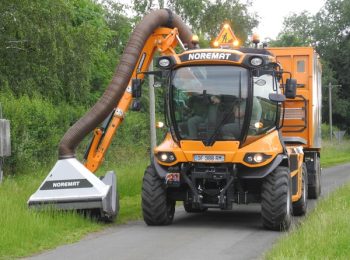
[53,181,80,188]
[40,179,93,190]
[180,52,240,62]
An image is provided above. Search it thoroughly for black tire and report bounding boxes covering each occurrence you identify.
[142,165,175,226]
[261,166,292,231]
[293,163,308,216]
[183,201,208,213]
[308,156,321,199]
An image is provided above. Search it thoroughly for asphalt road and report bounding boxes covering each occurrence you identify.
[28,163,350,260]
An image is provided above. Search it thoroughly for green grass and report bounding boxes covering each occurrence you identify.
[0,146,149,259]
[1,140,350,259]
[265,182,350,259]
[265,139,350,259]
[321,139,350,168]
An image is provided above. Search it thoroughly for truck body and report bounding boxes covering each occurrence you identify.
[269,47,322,199]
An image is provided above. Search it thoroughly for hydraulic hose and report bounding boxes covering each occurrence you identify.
[58,9,194,159]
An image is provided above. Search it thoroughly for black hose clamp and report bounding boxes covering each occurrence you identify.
[164,8,173,28]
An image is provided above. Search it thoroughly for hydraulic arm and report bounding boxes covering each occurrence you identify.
[84,28,180,173]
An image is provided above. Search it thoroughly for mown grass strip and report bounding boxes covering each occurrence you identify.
[265,182,350,259]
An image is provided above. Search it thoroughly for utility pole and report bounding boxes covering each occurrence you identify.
[327,83,341,141]
[149,60,156,155]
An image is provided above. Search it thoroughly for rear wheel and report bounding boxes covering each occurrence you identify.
[261,166,292,231]
[308,156,321,199]
[142,165,175,225]
[293,163,308,216]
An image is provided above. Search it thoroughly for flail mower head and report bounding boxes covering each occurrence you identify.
[27,158,119,222]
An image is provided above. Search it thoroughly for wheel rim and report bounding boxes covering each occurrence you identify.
[286,186,291,216]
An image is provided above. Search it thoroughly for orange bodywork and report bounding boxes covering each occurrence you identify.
[268,47,322,151]
[155,130,283,168]
[267,47,322,202]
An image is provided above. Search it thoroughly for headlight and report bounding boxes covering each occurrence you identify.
[250,57,263,66]
[244,153,272,164]
[157,152,176,163]
[156,121,165,128]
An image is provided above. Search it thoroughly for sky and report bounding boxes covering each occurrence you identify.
[114,0,327,40]
[249,0,326,40]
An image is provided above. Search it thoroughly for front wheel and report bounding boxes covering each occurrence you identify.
[142,165,175,226]
[261,166,292,231]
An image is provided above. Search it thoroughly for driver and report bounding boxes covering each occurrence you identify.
[187,95,221,138]
[221,97,262,139]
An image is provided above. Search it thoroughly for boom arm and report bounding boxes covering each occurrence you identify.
[84,28,180,172]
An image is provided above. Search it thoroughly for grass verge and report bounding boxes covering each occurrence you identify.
[265,182,350,259]
[0,147,149,259]
[265,139,350,259]
[321,139,350,168]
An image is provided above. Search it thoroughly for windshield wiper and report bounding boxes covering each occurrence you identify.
[204,103,236,146]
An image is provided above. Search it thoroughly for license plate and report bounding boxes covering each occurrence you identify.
[193,154,225,162]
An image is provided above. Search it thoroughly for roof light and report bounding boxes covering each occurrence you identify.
[223,23,230,29]
[252,33,260,44]
[158,58,170,67]
[250,57,263,66]
[213,41,219,47]
[233,40,239,47]
[191,35,199,44]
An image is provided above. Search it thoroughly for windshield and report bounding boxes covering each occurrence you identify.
[171,66,248,141]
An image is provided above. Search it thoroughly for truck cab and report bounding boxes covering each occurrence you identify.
[141,40,318,230]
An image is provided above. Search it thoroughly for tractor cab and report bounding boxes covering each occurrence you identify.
[168,57,283,147]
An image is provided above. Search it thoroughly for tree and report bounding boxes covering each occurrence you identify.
[270,11,314,47]
[132,0,257,43]
[0,0,116,104]
[270,0,350,131]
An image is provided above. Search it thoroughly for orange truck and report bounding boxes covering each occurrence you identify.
[28,10,322,231]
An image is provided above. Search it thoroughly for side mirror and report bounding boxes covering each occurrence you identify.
[269,93,286,103]
[285,78,297,99]
[132,79,142,98]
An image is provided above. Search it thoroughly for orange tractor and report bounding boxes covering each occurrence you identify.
[28,10,321,231]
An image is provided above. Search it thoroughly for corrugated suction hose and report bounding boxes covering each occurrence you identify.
[58,9,193,159]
